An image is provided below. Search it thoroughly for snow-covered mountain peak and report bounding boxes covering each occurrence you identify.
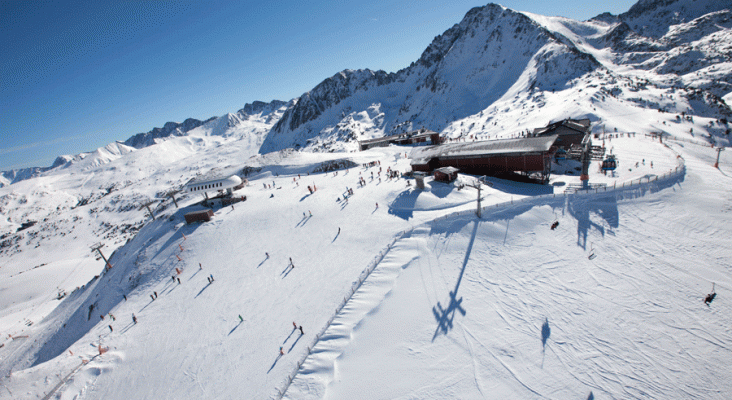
[620,0,731,38]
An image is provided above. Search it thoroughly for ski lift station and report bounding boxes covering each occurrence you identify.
[409,135,559,182]
[185,171,243,198]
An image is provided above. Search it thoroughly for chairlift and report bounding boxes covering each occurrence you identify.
[588,242,596,260]
[601,155,617,171]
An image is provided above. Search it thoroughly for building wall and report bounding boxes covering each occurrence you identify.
[546,127,586,148]
[435,153,547,175]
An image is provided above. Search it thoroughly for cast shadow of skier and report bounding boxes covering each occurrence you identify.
[432,220,478,341]
[299,193,313,202]
[288,332,303,352]
[228,320,243,336]
[283,327,296,343]
[541,317,550,368]
[187,268,202,281]
[281,265,294,279]
[268,354,282,374]
[296,215,312,227]
[120,322,135,334]
[339,199,350,211]
[194,281,213,298]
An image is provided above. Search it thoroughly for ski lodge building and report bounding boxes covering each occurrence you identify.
[185,171,243,198]
[409,135,558,182]
[531,118,591,149]
[358,128,441,151]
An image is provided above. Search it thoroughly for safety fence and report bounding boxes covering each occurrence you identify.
[273,157,686,399]
[40,355,99,400]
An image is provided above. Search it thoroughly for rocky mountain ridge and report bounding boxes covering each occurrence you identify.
[1,100,288,187]
[4,0,731,187]
[259,0,732,154]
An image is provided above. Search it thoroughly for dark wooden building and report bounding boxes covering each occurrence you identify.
[359,128,441,151]
[434,166,459,183]
[532,118,590,149]
[410,135,558,182]
[184,209,214,224]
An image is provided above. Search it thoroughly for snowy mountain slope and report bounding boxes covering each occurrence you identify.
[123,118,214,149]
[619,0,730,39]
[260,0,732,155]
[287,157,732,399]
[261,4,602,154]
[1,132,730,400]
[0,100,289,188]
[0,133,272,373]
[0,1,731,399]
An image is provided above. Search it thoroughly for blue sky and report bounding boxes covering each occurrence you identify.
[0,0,637,171]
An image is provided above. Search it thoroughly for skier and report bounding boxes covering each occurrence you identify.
[705,283,717,305]
[375,202,379,209]
[109,313,115,321]
[289,257,293,267]
[150,294,155,301]
[280,347,284,356]
[123,295,127,301]
[266,252,270,259]
[210,274,214,282]
[293,321,297,329]
[154,291,158,299]
[172,276,176,282]
[338,227,341,235]
[299,326,304,335]
[309,210,312,217]
[199,263,203,270]
[239,315,244,322]
[109,325,113,332]
[177,277,181,284]
[132,313,137,324]
[551,221,559,230]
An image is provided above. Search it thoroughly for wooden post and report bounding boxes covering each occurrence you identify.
[714,147,724,168]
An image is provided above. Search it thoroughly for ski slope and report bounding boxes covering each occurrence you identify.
[287,145,732,399]
[1,135,731,399]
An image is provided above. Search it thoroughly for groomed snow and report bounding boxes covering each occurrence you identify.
[1,133,730,399]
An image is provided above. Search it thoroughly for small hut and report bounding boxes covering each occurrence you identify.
[184,209,214,224]
[434,166,459,183]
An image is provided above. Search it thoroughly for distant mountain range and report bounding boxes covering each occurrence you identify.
[3,0,730,187]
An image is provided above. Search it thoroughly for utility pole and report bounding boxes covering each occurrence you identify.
[91,243,111,270]
[139,201,156,221]
[467,177,491,218]
[165,190,180,208]
[714,147,725,169]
